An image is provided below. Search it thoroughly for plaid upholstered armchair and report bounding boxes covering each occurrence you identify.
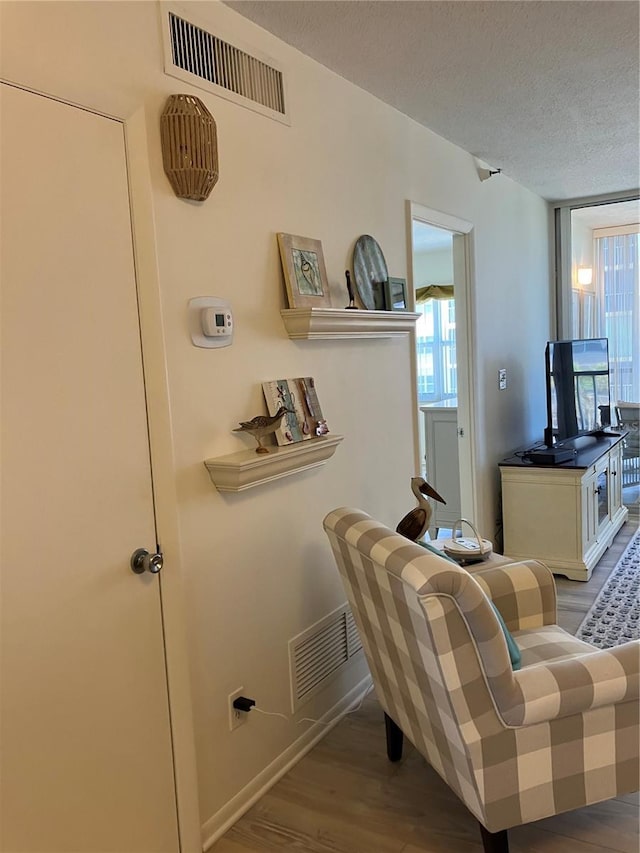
[323,508,639,853]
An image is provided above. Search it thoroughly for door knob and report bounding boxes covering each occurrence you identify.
[130,548,164,575]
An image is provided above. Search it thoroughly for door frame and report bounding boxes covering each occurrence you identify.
[0,79,201,852]
[125,104,202,853]
[406,201,479,530]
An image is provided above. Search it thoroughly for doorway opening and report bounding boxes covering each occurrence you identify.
[413,221,458,537]
[408,203,477,538]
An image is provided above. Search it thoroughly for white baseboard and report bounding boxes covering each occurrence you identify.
[201,675,373,851]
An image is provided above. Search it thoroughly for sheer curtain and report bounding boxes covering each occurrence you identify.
[595,231,640,404]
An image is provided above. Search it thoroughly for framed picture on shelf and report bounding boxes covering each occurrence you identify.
[385,277,408,311]
[277,233,332,309]
[262,377,329,446]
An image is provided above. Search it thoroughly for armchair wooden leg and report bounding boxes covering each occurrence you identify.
[479,823,509,853]
[384,712,403,762]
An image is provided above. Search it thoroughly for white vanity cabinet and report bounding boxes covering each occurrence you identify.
[421,403,461,537]
[500,436,627,581]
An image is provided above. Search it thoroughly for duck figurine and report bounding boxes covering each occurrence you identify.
[396,476,447,541]
[233,406,293,454]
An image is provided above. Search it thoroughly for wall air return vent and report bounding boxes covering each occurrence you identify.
[289,603,363,713]
[161,4,289,124]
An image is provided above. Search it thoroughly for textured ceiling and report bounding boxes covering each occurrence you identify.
[225,0,640,201]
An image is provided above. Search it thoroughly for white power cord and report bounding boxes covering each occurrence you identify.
[249,682,375,727]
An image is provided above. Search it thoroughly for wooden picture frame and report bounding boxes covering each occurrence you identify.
[277,233,332,309]
[385,277,408,311]
[262,377,329,445]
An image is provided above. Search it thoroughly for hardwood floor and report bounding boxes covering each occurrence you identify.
[213,522,640,853]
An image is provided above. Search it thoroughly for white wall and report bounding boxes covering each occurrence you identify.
[570,217,595,338]
[413,247,454,286]
[1,0,552,843]
[572,217,595,282]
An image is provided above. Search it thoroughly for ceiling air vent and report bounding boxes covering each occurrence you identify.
[162,6,289,124]
[289,603,363,713]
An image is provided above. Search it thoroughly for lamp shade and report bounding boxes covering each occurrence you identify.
[577,267,593,286]
[160,94,218,201]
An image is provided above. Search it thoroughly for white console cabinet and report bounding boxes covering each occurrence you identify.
[500,435,627,581]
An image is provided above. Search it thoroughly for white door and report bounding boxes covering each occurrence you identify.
[0,84,179,853]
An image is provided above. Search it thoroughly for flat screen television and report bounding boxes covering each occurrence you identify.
[545,338,611,446]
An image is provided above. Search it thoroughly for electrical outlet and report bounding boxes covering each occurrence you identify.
[498,368,507,390]
[228,687,248,731]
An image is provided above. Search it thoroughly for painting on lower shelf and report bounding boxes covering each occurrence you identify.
[262,377,329,446]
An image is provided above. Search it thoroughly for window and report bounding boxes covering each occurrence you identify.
[415,298,457,403]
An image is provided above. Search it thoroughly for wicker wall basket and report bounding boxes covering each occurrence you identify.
[160,94,219,201]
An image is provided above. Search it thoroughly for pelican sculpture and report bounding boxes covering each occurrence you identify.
[396,476,446,541]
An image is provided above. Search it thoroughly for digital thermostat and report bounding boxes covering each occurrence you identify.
[188,297,233,348]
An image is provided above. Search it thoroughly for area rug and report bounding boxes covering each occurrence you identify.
[575,529,640,648]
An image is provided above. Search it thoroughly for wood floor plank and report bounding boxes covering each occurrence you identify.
[529,796,639,853]
[213,522,639,852]
[401,826,619,853]
[496,822,630,853]
[618,791,640,806]
[223,797,408,853]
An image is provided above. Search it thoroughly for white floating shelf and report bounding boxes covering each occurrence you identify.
[281,308,419,339]
[204,435,344,492]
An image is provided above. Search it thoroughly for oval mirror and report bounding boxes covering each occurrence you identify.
[353,235,388,310]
